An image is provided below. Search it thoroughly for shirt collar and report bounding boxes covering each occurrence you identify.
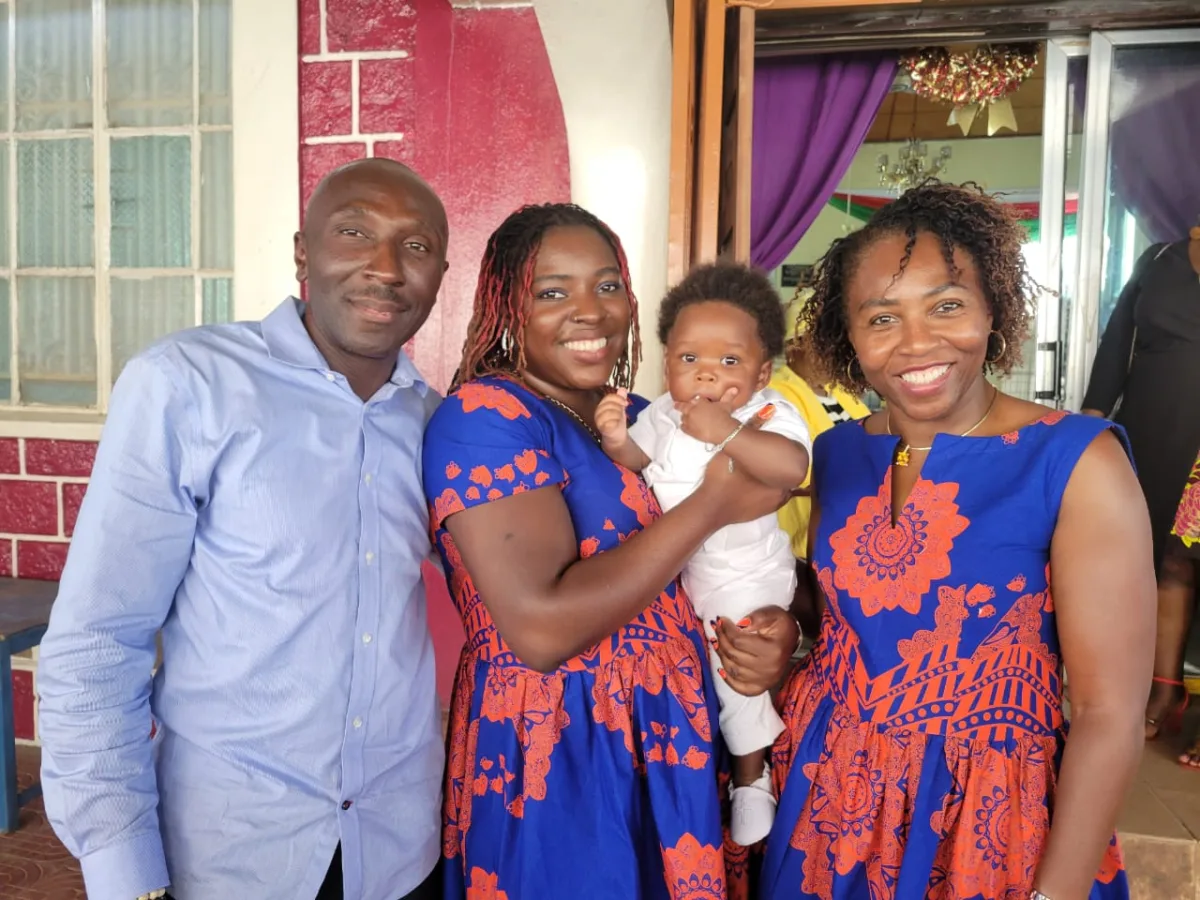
[262,296,430,394]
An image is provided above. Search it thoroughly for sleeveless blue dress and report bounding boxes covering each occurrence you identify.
[760,411,1130,900]
[422,376,749,900]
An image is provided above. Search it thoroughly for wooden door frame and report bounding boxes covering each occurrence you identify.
[667,0,914,284]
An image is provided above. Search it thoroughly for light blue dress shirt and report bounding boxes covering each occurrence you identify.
[37,297,444,900]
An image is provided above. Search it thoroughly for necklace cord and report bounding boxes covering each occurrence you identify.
[885,387,999,464]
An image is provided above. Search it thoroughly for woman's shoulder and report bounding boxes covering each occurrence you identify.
[1001,405,1122,450]
[810,418,876,488]
[427,376,540,430]
[1022,408,1131,468]
[625,390,654,418]
[814,414,874,449]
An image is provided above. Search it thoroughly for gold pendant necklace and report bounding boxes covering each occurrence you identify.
[541,394,604,444]
[886,387,998,467]
[507,372,607,444]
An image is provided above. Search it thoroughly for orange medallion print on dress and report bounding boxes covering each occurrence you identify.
[760,413,1132,899]
[829,472,968,616]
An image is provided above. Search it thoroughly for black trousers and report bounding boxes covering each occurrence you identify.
[316,845,441,900]
[165,846,441,900]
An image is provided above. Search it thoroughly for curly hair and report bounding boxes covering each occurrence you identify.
[798,180,1036,393]
[453,203,641,389]
[658,261,786,359]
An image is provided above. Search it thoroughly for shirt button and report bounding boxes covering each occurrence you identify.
[341,800,352,810]
[364,473,373,484]
[353,717,363,729]
[324,372,336,382]
[364,551,375,564]
[362,633,373,644]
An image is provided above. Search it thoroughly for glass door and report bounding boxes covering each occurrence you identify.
[1033,38,1089,407]
[1063,29,1200,410]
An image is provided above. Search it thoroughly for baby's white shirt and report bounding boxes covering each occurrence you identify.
[627,387,811,573]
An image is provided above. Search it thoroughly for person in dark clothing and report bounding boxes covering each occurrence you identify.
[1082,225,1200,768]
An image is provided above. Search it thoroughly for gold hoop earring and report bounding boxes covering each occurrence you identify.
[845,357,860,384]
[985,331,1007,364]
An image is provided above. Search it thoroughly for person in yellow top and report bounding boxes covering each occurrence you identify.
[770,287,870,564]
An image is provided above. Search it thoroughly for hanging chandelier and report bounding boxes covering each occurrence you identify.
[876,139,952,194]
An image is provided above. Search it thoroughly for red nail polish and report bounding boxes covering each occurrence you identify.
[737,617,751,628]
[718,668,727,679]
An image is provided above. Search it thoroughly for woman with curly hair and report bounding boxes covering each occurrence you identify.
[421,204,800,899]
[759,181,1155,900]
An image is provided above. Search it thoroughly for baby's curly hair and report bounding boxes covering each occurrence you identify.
[658,261,786,358]
[798,180,1036,393]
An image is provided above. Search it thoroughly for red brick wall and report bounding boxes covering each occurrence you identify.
[297,0,571,394]
[1,438,97,740]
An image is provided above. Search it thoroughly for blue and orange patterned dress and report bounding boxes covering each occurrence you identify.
[761,411,1130,900]
[422,376,745,900]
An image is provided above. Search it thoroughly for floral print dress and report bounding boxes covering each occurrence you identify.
[760,412,1129,900]
[422,376,747,900]
[1169,448,1200,555]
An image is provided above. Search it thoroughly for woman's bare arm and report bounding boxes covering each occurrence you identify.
[1033,430,1155,898]
[446,453,787,672]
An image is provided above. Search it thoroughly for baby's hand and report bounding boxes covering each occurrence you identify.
[594,389,631,447]
[677,386,740,446]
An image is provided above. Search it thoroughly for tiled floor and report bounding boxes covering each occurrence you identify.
[1117,705,1200,900]
[0,746,84,899]
[2,726,1199,899]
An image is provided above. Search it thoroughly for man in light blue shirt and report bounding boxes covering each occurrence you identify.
[37,158,450,900]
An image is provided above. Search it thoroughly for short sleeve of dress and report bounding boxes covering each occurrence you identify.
[1041,414,1133,519]
[422,379,568,531]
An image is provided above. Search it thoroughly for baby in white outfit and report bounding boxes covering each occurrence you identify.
[595,262,811,846]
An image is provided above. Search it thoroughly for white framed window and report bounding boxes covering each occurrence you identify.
[0,0,297,434]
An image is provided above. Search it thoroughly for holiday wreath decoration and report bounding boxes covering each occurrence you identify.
[900,44,1039,136]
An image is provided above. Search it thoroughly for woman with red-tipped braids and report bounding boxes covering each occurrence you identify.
[422,203,799,900]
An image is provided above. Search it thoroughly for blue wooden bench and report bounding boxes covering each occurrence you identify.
[0,577,57,833]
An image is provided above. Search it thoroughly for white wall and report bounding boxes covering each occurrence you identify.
[533,0,672,396]
[232,0,300,322]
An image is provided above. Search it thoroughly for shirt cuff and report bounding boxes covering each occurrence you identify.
[79,831,170,900]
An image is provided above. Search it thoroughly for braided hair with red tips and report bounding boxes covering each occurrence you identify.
[453,203,641,390]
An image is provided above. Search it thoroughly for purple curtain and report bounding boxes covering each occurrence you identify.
[1108,64,1200,243]
[751,53,898,271]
